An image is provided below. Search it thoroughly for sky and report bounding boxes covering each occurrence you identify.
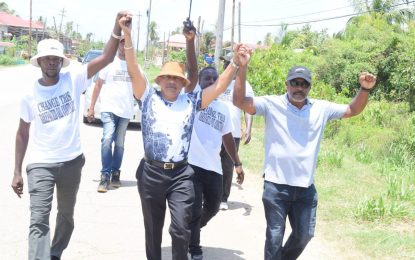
[6,0,356,50]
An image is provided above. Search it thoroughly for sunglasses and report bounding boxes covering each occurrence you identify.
[289,79,310,88]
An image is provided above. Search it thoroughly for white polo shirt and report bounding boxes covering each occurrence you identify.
[254,94,347,187]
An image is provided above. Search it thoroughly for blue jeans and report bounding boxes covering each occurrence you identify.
[262,181,318,260]
[100,112,129,178]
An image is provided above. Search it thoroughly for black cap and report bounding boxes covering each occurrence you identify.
[286,66,312,83]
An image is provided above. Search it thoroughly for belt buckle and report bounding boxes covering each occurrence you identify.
[163,162,175,170]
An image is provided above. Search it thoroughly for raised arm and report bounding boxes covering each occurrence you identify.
[343,72,376,118]
[183,19,198,93]
[87,11,131,79]
[201,44,250,109]
[119,16,147,100]
[222,133,244,185]
[233,54,256,115]
[12,120,30,198]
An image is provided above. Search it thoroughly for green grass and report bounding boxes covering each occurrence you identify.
[238,101,415,259]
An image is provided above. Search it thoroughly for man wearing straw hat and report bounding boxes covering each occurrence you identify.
[11,11,131,260]
[119,17,252,260]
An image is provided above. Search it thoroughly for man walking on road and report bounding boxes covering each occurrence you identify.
[188,66,245,260]
[218,53,254,210]
[11,11,130,260]
[87,36,138,193]
[119,16,251,260]
[233,64,376,260]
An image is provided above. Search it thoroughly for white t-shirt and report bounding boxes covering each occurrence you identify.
[254,94,348,187]
[98,57,134,119]
[20,66,90,164]
[218,80,254,138]
[188,99,234,174]
[140,86,202,162]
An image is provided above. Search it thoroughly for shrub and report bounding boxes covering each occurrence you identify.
[0,55,19,65]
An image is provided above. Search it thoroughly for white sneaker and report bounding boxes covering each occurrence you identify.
[219,202,228,210]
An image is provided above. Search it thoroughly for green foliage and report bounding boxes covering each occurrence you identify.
[317,149,343,169]
[249,13,415,110]
[167,49,186,64]
[0,55,19,65]
[248,45,318,96]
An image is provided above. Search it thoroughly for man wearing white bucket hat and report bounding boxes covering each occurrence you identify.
[11,11,132,260]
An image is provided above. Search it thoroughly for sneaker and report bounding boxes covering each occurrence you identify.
[191,254,203,260]
[219,202,228,210]
[111,170,121,188]
[97,175,109,193]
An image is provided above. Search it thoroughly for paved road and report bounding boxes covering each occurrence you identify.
[1,64,338,259]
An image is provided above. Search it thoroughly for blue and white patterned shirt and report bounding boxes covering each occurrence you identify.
[140,86,202,162]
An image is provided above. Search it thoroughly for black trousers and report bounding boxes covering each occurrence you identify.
[188,165,223,256]
[136,159,195,260]
[220,137,240,202]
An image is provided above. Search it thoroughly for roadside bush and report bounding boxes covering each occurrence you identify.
[0,55,19,65]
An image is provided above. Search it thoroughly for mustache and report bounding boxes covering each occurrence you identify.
[294,91,305,95]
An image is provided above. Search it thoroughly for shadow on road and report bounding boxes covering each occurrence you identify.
[224,201,253,216]
[162,246,246,259]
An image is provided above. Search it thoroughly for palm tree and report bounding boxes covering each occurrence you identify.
[351,0,415,25]
[0,2,15,14]
[202,31,215,53]
[149,21,159,45]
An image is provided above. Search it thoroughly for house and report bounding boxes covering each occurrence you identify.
[0,12,74,55]
[164,33,187,50]
[0,12,45,42]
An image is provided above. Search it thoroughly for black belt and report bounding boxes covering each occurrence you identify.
[143,156,188,170]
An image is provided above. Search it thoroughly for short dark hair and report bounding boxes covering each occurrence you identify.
[198,66,217,80]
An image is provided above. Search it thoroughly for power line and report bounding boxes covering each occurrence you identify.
[225,1,415,30]
[232,0,372,26]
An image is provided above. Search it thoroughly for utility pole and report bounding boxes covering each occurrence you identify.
[196,16,201,58]
[162,32,166,65]
[58,8,66,40]
[238,1,241,43]
[231,0,235,53]
[29,0,32,58]
[136,12,141,51]
[214,0,226,68]
[144,0,152,68]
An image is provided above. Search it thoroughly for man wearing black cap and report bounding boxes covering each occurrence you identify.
[233,64,376,260]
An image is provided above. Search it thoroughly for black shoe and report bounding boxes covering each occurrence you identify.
[97,175,109,193]
[51,256,60,260]
[111,170,121,188]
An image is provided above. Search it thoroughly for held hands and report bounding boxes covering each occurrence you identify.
[235,165,245,185]
[118,13,133,35]
[359,72,377,90]
[11,174,23,198]
[183,18,196,41]
[232,44,252,68]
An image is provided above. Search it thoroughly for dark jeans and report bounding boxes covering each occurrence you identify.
[188,165,223,256]
[27,154,85,260]
[220,137,240,202]
[136,159,195,260]
[262,181,318,260]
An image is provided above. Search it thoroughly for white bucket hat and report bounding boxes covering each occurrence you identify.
[30,39,70,68]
